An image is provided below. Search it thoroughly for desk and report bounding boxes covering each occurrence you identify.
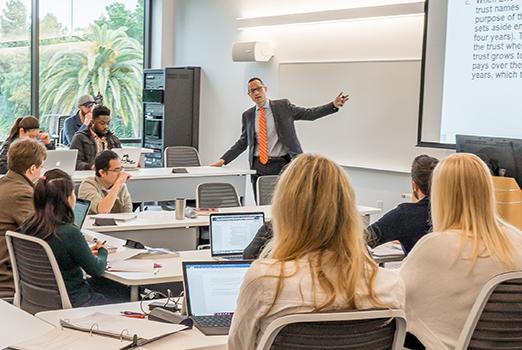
[36,300,227,350]
[84,205,381,251]
[72,166,255,202]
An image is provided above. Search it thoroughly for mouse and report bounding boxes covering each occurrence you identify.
[184,207,198,219]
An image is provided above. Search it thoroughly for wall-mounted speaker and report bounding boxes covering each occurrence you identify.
[232,41,274,62]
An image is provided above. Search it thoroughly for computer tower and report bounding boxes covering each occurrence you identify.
[142,67,201,167]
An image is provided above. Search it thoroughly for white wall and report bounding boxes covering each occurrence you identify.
[154,0,451,213]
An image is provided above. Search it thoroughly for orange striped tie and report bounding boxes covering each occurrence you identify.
[258,107,269,165]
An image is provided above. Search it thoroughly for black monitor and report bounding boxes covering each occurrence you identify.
[455,135,522,188]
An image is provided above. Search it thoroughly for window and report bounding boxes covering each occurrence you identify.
[0,0,147,141]
[0,0,31,140]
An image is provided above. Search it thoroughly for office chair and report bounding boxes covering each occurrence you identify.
[256,309,407,350]
[6,231,72,315]
[256,175,279,206]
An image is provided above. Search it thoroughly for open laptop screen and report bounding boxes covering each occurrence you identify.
[73,199,91,228]
[183,261,251,317]
[210,212,265,257]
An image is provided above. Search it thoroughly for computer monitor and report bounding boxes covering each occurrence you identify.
[182,261,252,317]
[455,134,522,187]
[209,212,265,258]
[73,199,91,228]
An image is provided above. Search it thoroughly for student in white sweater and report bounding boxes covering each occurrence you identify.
[400,153,522,350]
[228,154,405,350]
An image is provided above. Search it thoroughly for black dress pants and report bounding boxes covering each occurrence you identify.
[251,155,291,201]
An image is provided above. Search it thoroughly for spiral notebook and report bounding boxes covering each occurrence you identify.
[11,312,188,350]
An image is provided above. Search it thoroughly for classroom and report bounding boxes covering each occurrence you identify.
[1,0,522,349]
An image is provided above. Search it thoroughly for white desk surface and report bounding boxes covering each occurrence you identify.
[35,300,227,350]
[0,300,55,349]
[72,166,255,182]
[84,205,380,233]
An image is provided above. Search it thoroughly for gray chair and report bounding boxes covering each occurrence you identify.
[256,309,407,350]
[161,146,201,211]
[455,271,522,350]
[196,183,241,208]
[56,115,69,146]
[5,231,72,315]
[256,175,279,206]
[164,146,201,167]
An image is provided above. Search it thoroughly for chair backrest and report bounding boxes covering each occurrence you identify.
[256,309,407,350]
[196,183,241,208]
[455,271,522,350]
[164,146,201,167]
[256,175,279,206]
[57,115,69,146]
[5,231,72,314]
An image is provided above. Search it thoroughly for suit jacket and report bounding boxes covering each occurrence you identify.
[70,129,122,170]
[221,99,338,168]
[0,171,35,293]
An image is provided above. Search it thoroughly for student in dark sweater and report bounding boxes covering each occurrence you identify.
[19,169,110,307]
[367,154,439,255]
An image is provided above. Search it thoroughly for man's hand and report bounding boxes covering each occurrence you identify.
[210,159,225,167]
[39,132,51,144]
[333,92,350,108]
[83,111,93,126]
[115,172,131,187]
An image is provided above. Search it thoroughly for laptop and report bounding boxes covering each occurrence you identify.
[112,148,141,170]
[209,212,265,259]
[73,198,91,229]
[182,260,252,335]
[43,149,78,175]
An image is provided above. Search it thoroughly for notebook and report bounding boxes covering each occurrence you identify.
[209,212,265,259]
[112,148,141,170]
[11,312,188,350]
[43,149,78,175]
[182,260,252,335]
[73,198,90,229]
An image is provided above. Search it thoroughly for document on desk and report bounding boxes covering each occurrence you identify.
[107,259,154,272]
[108,248,145,263]
[10,328,127,350]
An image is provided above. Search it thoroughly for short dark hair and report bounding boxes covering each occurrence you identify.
[411,154,439,196]
[95,150,119,177]
[92,105,111,120]
[8,138,46,174]
[248,77,264,85]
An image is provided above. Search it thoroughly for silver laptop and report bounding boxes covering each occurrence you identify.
[209,212,265,259]
[112,148,141,170]
[43,149,78,175]
[182,261,252,335]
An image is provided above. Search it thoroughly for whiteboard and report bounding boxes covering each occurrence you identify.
[279,60,451,173]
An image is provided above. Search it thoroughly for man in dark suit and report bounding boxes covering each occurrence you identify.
[211,77,349,193]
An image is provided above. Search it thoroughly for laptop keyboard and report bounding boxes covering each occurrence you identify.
[193,314,232,328]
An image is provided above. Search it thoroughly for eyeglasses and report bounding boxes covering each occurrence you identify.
[248,86,265,94]
[107,167,123,173]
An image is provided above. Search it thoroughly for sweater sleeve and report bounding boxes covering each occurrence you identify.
[367,206,404,248]
[64,225,107,277]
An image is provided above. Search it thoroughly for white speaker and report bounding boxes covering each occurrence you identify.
[232,41,274,62]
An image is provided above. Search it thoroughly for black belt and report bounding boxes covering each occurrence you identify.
[254,155,291,163]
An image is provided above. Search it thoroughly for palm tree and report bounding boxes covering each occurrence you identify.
[39,24,143,137]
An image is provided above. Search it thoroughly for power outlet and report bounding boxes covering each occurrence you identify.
[376,200,384,209]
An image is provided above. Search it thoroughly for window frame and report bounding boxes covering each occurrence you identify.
[26,0,151,143]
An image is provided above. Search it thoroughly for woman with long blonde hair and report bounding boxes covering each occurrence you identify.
[401,153,522,349]
[228,154,405,349]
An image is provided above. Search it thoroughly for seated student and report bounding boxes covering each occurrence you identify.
[62,94,95,146]
[400,153,522,349]
[367,155,439,255]
[228,154,404,349]
[78,150,132,214]
[0,138,46,295]
[0,116,55,174]
[70,105,122,170]
[20,169,110,307]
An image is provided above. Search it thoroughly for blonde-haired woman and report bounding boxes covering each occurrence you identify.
[401,153,522,349]
[228,154,405,349]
